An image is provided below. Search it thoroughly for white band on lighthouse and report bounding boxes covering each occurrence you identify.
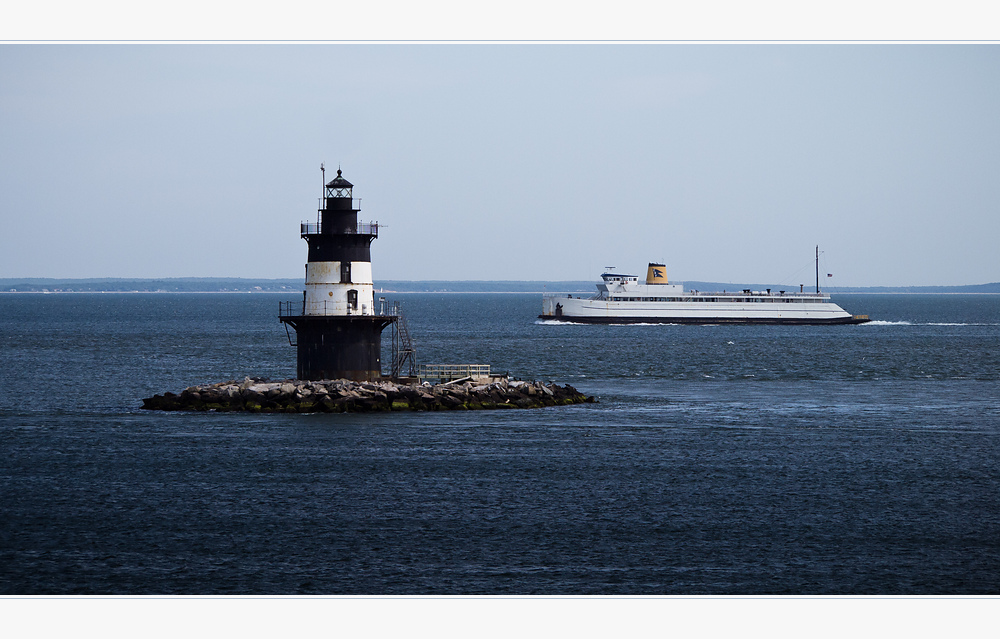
[304,261,374,316]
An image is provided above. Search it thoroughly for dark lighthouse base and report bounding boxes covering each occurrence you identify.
[279,315,395,381]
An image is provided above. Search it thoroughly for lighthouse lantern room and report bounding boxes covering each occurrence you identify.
[279,166,396,381]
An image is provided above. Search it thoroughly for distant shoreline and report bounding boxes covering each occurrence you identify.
[0,290,598,295]
[4,292,1000,296]
[1,277,998,296]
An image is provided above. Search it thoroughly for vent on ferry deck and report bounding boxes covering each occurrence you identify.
[646,263,668,285]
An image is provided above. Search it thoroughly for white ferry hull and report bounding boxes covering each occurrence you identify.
[541,285,870,325]
[540,308,868,325]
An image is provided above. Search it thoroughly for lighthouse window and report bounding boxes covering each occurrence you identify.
[347,289,358,310]
[340,262,352,283]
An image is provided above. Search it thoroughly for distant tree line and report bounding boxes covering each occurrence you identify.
[2,278,998,294]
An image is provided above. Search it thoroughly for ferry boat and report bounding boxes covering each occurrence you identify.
[540,251,870,325]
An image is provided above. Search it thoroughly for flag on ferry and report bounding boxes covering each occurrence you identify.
[827,273,833,277]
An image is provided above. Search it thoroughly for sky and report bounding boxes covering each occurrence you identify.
[1,44,998,286]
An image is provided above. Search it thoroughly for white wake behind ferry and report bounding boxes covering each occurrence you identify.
[541,260,870,325]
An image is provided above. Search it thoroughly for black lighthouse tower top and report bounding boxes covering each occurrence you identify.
[317,168,364,236]
[302,168,379,262]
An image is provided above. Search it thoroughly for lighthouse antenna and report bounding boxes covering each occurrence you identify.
[319,163,326,226]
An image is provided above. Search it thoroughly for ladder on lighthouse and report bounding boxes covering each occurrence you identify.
[386,300,416,378]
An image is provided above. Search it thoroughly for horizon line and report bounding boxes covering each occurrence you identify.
[2,276,998,289]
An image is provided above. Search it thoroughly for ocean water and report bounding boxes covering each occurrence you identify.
[1,292,998,594]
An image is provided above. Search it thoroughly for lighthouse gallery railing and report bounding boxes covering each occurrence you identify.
[278,300,398,318]
[300,221,379,236]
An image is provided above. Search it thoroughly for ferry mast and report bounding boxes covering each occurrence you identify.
[279,167,395,381]
[816,245,820,294]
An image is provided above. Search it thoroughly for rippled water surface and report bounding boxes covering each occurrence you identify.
[1,293,999,593]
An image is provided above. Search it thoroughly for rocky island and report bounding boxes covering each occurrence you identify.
[141,377,595,413]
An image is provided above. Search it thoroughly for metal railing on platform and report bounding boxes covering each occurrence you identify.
[418,364,491,383]
[278,300,397,317]
[300,221,379,236]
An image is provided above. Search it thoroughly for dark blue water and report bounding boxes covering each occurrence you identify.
[2,293,999,594]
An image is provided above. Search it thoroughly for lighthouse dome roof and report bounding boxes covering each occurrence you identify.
[325,168,353,189]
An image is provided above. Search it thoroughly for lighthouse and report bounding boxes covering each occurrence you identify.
[279,166,396,381]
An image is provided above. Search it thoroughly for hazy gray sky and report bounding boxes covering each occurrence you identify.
[1,44,998,286]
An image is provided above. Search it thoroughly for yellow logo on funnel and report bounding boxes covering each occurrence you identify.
[646,263,668,284]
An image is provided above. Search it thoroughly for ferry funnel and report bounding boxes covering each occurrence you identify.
[646,263,668,285]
